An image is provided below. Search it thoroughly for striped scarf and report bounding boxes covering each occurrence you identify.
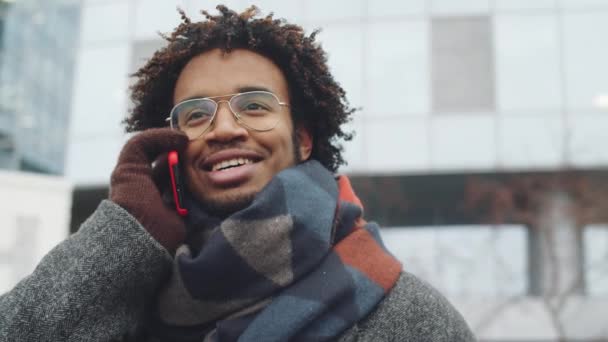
[150,160,401,341]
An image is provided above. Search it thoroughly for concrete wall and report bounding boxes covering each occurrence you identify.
[0,170,72,293]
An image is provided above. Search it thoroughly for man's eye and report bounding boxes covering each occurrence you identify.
[243,102,269,111]
[185,111,210,126]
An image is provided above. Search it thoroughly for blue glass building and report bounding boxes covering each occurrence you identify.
[0,0,81,174]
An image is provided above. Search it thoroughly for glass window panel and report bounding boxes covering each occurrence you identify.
[430,0,491,15]
[368,0,426,17]
[303,0,364,22]
[71,44,130,136]
[562,12,608,110]
[431,16,495,112]
[381,225,528,297]
[559,0,608,9]
[366,20,430,117]
[495,0,557,11]
[584,224,608,296]
[430,115,496,170]
[567,113,608,167]
[366,117,429,172]
[499,114,564,168]
[134,0,187,40]
[65,134,128,183]
[495,14,562,111]
[81,2,129,44]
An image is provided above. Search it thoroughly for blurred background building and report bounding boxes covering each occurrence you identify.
[0,0,79,294]
[1,0,608,340]
[0,0,80,173]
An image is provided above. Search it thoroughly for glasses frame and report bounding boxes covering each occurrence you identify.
[165,90,290,140]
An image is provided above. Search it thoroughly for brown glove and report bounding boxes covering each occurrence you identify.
[110,128,189,253]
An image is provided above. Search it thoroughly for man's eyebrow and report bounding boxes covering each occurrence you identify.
[180,86,275,102]
[236,86,274,93]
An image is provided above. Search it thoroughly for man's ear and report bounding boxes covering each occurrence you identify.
[296,127,313,161]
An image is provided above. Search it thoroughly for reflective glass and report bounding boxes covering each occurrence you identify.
[169,91,287,140]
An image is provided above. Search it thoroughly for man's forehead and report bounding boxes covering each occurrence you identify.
[172,49,289,104]
[179,48,284,76]
[177,85,279,102]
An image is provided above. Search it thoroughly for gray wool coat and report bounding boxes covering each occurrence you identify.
[0,200,476,342]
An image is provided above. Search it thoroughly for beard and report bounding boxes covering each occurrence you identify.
[193,132,304,219]
[196,190,256,219]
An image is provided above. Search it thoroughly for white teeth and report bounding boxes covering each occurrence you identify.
[211,158,253,171]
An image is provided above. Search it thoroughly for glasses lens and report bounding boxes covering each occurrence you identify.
[171,99,216,139]
[230,92,281,131]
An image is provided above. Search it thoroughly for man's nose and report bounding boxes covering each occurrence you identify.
[204,101,248,142]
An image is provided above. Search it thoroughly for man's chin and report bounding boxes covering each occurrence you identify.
[195,191,256,219]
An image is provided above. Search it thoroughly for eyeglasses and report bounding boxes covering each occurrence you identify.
[166,91,289,140]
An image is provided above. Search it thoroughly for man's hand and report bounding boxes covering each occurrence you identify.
[110,128,189,253]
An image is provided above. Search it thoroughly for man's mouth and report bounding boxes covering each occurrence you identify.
[200,149,264,179]
[201,151,261,187]
[211,158,254,172]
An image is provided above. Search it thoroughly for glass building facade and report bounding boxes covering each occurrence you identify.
[0,0,12,169]
[0,0,81,174]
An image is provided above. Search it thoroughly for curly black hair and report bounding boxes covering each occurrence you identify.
[125,5,355,172]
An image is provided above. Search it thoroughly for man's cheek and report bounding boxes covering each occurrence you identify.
[184,165,199,194]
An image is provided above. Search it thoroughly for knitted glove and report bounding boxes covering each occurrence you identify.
[110,128,189,253]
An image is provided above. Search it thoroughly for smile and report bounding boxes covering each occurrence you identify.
[212,158,254,171]
[199,149,264,187]
[201,149,263,171]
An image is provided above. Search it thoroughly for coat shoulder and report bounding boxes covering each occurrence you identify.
[338,272,476,342]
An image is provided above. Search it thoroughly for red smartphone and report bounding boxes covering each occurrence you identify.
[168,150,188,216]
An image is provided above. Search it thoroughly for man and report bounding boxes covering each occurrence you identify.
[0,6,475,341]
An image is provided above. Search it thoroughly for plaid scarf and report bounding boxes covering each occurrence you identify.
[149,160,402,341]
